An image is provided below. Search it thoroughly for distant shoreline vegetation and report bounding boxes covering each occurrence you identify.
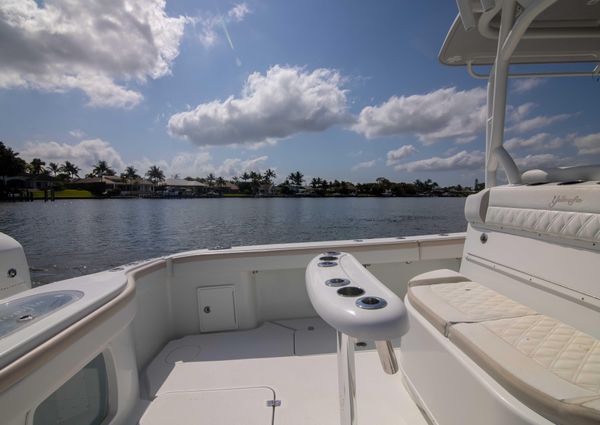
[1,141,484,201]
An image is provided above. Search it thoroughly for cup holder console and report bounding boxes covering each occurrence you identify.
[306,251,408,341]
[306,251,409,425]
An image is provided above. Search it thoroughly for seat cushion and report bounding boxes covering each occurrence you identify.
[407,281,537,336]
[408,269,469,287]
[449,315,600,425]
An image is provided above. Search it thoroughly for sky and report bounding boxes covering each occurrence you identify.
[1,0,599,186]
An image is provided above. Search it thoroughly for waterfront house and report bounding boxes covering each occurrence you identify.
[159,178,209,196]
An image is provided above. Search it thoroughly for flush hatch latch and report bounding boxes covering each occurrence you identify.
[266,399,282,407]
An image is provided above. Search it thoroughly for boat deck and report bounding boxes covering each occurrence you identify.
[137,318,429,425]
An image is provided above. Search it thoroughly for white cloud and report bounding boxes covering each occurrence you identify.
[512,78,545,93]
[505,133,564,151]
[133,151,269,179]
[394,150,485,172]
[386,145,417,166]
[514,153,561,169]
[168,65,351,146]
[21,139,125,173]
[228,3,250,22]
[352,160,377,171]
[508,113,572,133]
[508,102,536,122]
[353,87,487,144]
[0,0,188,108]
[69,129,85,139]
[196,3,250,48]
[574,133,600,155]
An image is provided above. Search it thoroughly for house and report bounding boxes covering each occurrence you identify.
[220,182,239,193]
[158,179,209,196]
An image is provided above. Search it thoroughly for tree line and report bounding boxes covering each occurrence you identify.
[1,141,482,196]
[1,141,167,184]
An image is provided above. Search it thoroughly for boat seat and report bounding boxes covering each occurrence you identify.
[406,270,600,424]
[449,315,600,425]
[407,277,537,336]
[407,268,469,287]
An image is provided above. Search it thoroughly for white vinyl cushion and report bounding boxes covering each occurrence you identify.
[450,315,600,425]
[408,269,469,287]
[486,206,600,243]
[483,315,600,393]
[407,281,537,336]
[469,184,600,245]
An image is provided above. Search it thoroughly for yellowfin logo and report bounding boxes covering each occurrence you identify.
[549,195,583,208]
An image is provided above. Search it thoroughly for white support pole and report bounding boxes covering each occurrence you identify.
[486,71,495,187]
[485,0,560,187]
[487,0,516,187]
[337,331,357,425]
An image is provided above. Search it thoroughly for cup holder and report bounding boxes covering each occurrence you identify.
[356,296,387,310]
[318,261,338,267]
[319,256,339,262]
[326,278,351,287]
[324,251,341,256]
[337,287,365,297]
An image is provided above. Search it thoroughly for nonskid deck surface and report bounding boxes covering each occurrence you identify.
[138,318,427,425]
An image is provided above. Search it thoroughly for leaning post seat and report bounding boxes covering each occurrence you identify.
[402,183,600,425]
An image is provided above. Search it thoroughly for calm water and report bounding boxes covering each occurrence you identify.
[0,198,466,285]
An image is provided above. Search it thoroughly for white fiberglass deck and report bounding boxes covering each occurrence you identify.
[138,318,428,425]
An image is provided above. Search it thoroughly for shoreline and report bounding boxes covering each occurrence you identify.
[1,193,471,202]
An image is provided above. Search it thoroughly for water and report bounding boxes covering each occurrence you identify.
[0,198,466,285]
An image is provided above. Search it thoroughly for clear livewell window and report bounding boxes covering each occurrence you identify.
[33,354,109,425]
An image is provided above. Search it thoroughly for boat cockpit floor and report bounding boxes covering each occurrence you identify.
[137,318,428,425]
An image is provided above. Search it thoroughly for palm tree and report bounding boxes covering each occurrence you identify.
[216,177,226,193]
[249,171,262,194]
[47,162,60,177]
[120,166,140,191]
[60,161,80,180]
[121,166,140,181]
[288,171,304,186]
[263,168,276,184]
[91,160,116,177]
[0,141,27,176]
[241,172,251,182]
[206,173,216,188]
[27,158,46,175]
[145,165,165,185]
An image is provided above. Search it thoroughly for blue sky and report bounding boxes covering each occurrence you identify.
[1,0,599,186]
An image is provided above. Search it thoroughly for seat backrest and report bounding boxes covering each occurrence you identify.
[482,183,600,248]
[460,183,600,337]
